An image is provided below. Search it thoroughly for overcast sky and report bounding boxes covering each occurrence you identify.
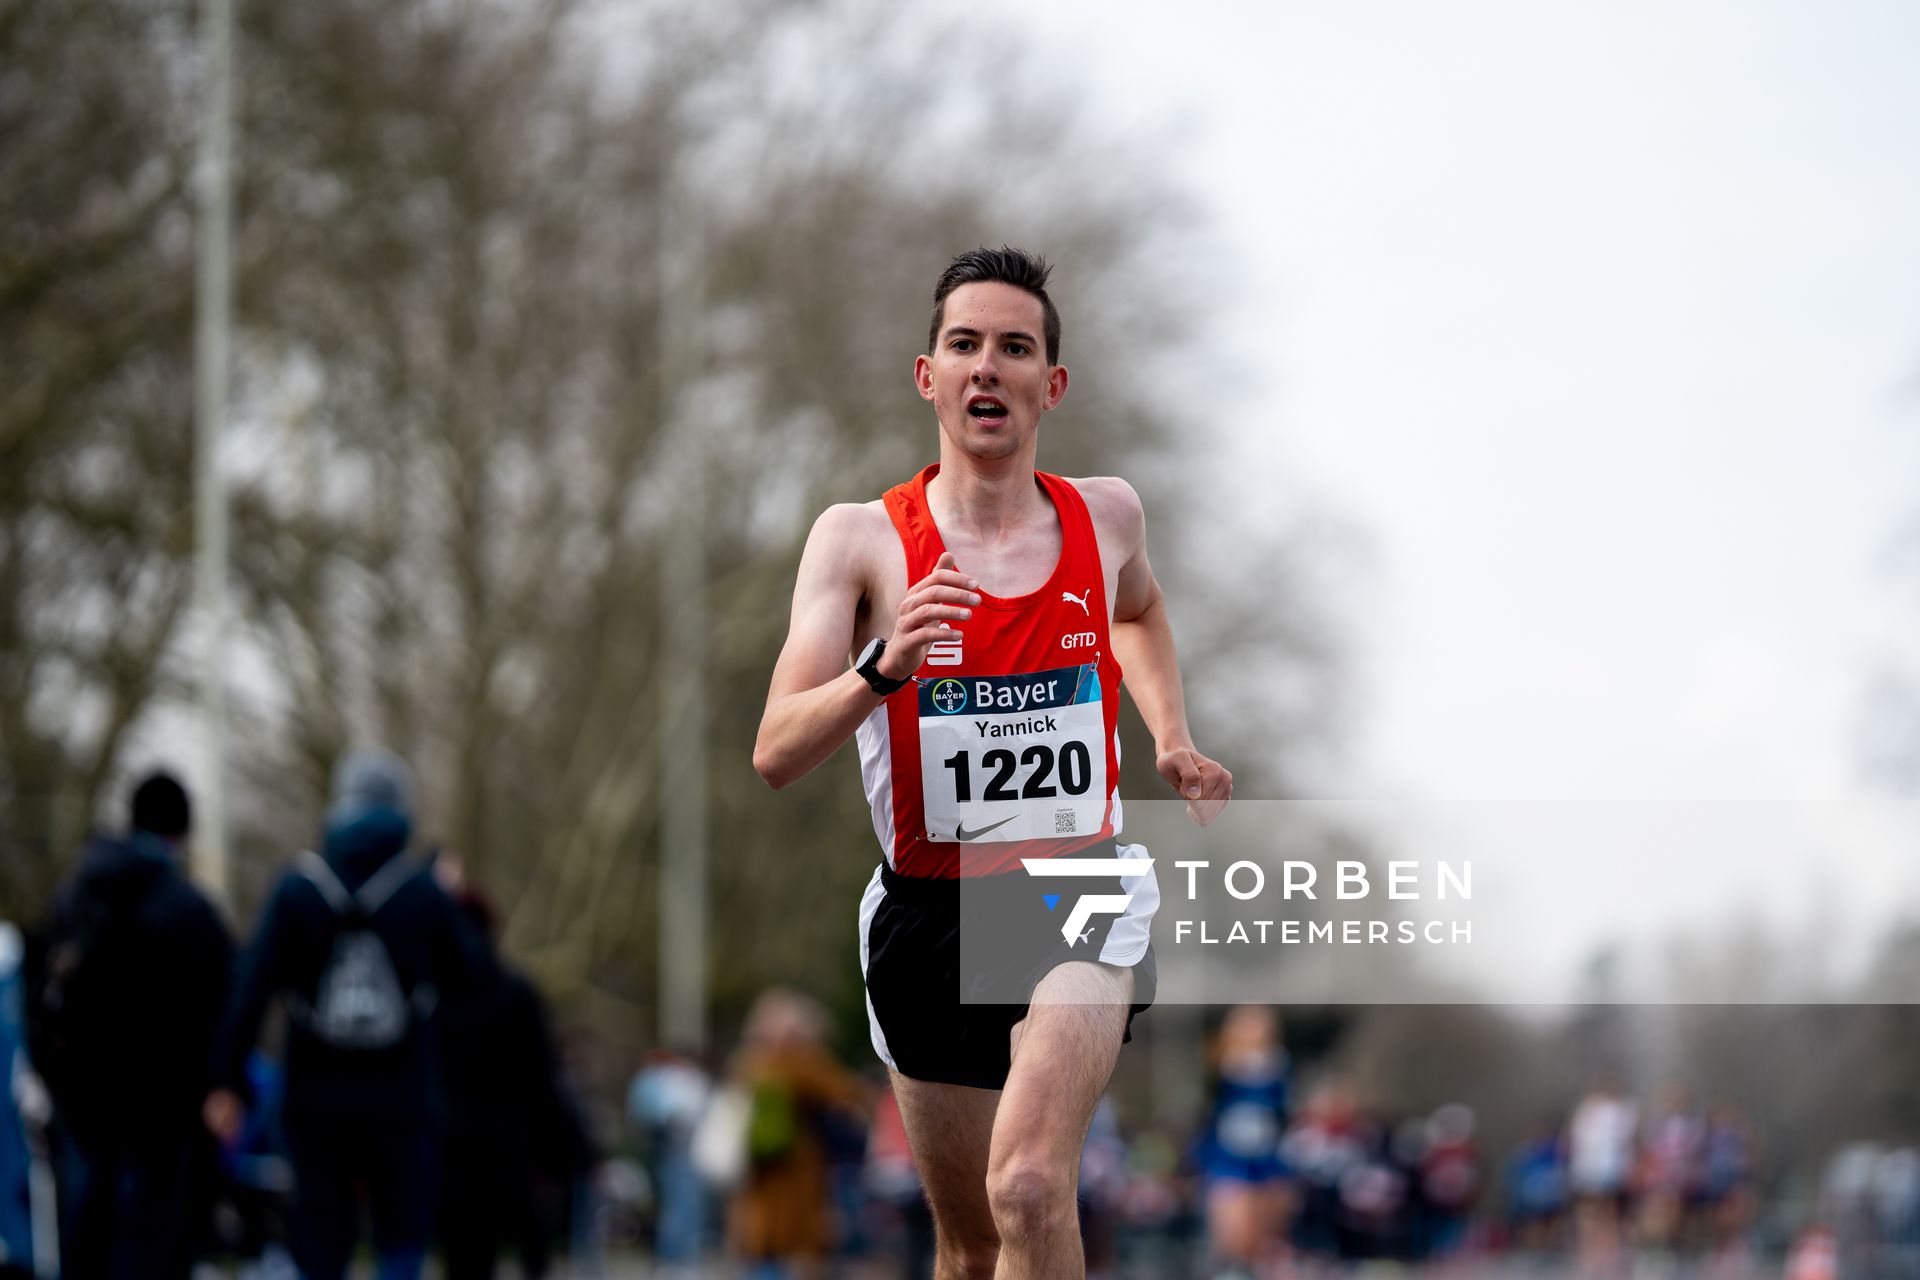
[1019,0,1920,998]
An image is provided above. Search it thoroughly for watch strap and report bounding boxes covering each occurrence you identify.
[857,638,909,696]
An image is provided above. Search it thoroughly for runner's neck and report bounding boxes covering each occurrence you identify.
[926,453,1053,544]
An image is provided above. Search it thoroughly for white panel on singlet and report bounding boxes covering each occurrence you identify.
[854,700,896,867]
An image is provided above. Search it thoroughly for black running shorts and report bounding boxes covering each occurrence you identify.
[858,843,1159,1090]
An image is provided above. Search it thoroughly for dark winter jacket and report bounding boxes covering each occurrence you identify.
[29,833,233,1148]
[440,943,573,1167]
[215,808,482,1132]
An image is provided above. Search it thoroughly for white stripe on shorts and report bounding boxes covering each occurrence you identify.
[1098,842,1158,968]
[856,864,897,1070]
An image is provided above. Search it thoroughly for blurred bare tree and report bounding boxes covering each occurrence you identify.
[3,0,1346,1071]
[13,0,1920,1182]
[0,0,203,917]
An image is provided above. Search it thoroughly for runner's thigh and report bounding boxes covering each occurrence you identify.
[995,961,1132,1168]
[889,1068,1001,1240]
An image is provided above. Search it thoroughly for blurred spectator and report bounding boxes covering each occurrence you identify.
[1695,1102,1754,1250]
[1195,1005,1293,1275]
[1416,1103,1479,1258]
[819,1073,871,1265]
[1633,1082,1701,1250]
[1503,1119,1569,1252]
[861,1084,933,1276]
[627,1047,712,1271]
[1119,1127,1184,1232]
[1823,1142,1920,1276]
[1280,1077,1372,1259]
[723,988,867,1279]
[551,1036,608,1272]
[1568,1073,1637,1273]
[1823,1140,1880,1245]
[1871,1146,1919,1247]
[435,869,574,1280]
[212,1051,295,1276]
[1,921,51,1278]
[205,748,480,1280]
[1079,1097,1130,1277]
[25,771,232,1279]
[1343,1121,1413,1259]
[1784,1223,1839,1280]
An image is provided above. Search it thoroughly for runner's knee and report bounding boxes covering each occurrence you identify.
[986,1158,1076,1242]
[928,1192,999,1279]
[935,1233,1000,1280]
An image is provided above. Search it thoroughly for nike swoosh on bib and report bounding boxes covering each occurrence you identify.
[954,816,1017,842]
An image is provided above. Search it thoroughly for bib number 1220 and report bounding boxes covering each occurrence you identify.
[943,741,1093,803]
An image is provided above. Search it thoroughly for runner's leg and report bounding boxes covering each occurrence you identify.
[890,1069,1003,1280]
[989,961,1132,1280]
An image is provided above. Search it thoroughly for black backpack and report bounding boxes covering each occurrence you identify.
[287,851,435,1050]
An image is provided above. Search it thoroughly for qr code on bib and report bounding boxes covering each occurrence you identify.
[1054,809,1077,834]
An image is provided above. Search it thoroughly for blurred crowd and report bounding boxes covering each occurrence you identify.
[0,758,596,1279]
[2,765,1919,1279]
[611,1007,1912,1280]
[610,1005,1920,1280]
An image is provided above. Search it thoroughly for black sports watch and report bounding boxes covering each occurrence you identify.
[854,637,909,696]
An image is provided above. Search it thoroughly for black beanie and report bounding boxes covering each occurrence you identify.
[130,772,191,839]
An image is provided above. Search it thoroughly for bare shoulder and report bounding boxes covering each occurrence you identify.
[801,500,893,588]
[806,500,891,556]
[1065,475,1146,546]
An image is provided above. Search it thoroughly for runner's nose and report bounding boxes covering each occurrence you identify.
[970,351,998,385]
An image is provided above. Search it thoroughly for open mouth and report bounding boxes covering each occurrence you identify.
[968,397,1009,423]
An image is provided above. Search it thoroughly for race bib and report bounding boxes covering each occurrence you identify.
[917,663,1108,844]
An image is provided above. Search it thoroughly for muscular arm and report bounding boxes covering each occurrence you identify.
[754,506,980,789]
[1101,480,1196,755]
[753,505,888,790]
[1084,477,1232,822]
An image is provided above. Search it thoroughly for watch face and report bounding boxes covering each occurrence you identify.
[857,638,884,670]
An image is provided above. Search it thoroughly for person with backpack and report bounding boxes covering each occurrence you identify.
[205,748,480,1280]
[25,771,234,1279]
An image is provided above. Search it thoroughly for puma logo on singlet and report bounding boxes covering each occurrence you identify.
[1062,588,1090,617]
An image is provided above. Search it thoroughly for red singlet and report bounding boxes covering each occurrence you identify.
[855,464,1125,878]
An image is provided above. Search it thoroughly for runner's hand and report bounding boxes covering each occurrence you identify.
[1156,745,1232,826]
[879,551,980,681]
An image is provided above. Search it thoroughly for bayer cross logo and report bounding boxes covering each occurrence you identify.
[1022,855,1154,946]
[930,679,968,714]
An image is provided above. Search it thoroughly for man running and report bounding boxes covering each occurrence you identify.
[755,246,1231,1279]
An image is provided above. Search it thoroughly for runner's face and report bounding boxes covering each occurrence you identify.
[915,282,1068,461]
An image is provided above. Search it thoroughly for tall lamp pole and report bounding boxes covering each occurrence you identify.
[657,191,709,1052]
[193,0,234,903]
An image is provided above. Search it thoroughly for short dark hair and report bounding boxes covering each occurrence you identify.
[928,246,1061,365]
[130,771,190,839]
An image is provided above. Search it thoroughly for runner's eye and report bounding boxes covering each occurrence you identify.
[1005,343,1028,357]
